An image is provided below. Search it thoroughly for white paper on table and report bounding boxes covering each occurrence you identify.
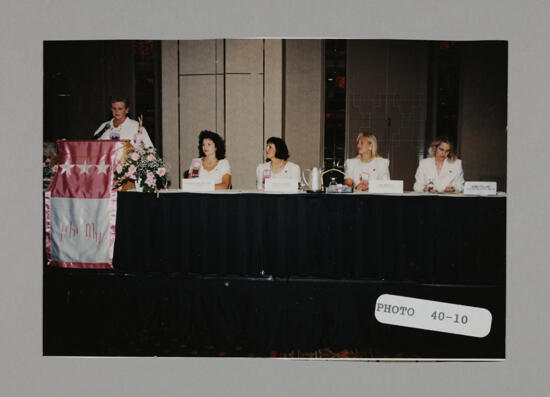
[181,178,215,192]
[369,180,404,194]
[464,181,497,196]
[264,178,299,193]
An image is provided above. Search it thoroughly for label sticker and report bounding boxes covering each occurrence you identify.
[374,294,492,338]
[464,181,497,196]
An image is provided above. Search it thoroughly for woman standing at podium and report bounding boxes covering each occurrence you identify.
[413,136,464,193]
[343,133,390,191]
[256,137,301,190]
[187,130,231,190]
[93,96,154,149]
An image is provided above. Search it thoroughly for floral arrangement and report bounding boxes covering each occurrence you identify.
[113,116,168,193]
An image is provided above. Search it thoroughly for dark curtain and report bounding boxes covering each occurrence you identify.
[43,41,135,142]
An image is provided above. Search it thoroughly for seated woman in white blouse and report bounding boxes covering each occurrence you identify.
[413,136,464,193]
[187,130,231,190]
[256,137,301,190]
[343,133,390,191]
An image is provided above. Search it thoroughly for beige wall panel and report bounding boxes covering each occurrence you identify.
[179,40,217,75]
[215,39,225,74]
[179,75,218,180]
[216,74,225,137]
[264,39,283,141]
[285,40,324,170]
[225,74,264,189]
[226,39,263,74]
[161,40,180,187]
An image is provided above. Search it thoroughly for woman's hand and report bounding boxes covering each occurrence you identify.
[355,181,369,191]
[343,178,354,188]
[444,186,455,193]
[215,173,231,190]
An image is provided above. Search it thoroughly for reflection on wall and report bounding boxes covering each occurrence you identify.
[324,40,347,170]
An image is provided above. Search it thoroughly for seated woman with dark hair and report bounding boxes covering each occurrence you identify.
[256,137,301,190]
[187,130,231,190]
[413,136,464,193]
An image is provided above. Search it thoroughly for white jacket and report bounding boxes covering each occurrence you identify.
[344,157,390,186]
[93,118,154,149]
[413,157,464,193]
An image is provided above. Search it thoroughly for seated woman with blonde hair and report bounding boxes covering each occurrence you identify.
[343,133,390,191]
[413,136,464,193]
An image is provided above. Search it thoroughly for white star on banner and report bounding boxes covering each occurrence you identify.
[77,161,91,175]
[96,158,109,175]
[60,160,75,176]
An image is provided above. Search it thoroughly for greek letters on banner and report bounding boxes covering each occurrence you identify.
[45,140,129,269]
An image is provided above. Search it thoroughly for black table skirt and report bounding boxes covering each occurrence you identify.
[45,192,506,357]
[114,192,506,284]
[44,269,504,358]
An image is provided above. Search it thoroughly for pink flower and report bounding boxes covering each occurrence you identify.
[147,154,155,161]
[145,171,155,187]
[157,167,166,176]
[134,133,144,144]
[116,164,123,174]
[52,165,58,172]
[129,165,137,174]
[131,152,140,161]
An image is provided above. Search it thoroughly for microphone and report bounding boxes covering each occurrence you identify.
[94,122,111,138]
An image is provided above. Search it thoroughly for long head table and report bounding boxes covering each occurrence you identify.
[113,190,506,284]
[45,190,506,357]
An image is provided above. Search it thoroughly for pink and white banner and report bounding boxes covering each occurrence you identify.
[45,140,128,269]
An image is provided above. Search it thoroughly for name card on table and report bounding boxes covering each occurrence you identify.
[181,178,215,192]
[464,181,497,196]
[264,178,299,193]
[369,180,403,194]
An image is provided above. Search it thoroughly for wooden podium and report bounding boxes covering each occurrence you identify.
[118,140,135,191]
